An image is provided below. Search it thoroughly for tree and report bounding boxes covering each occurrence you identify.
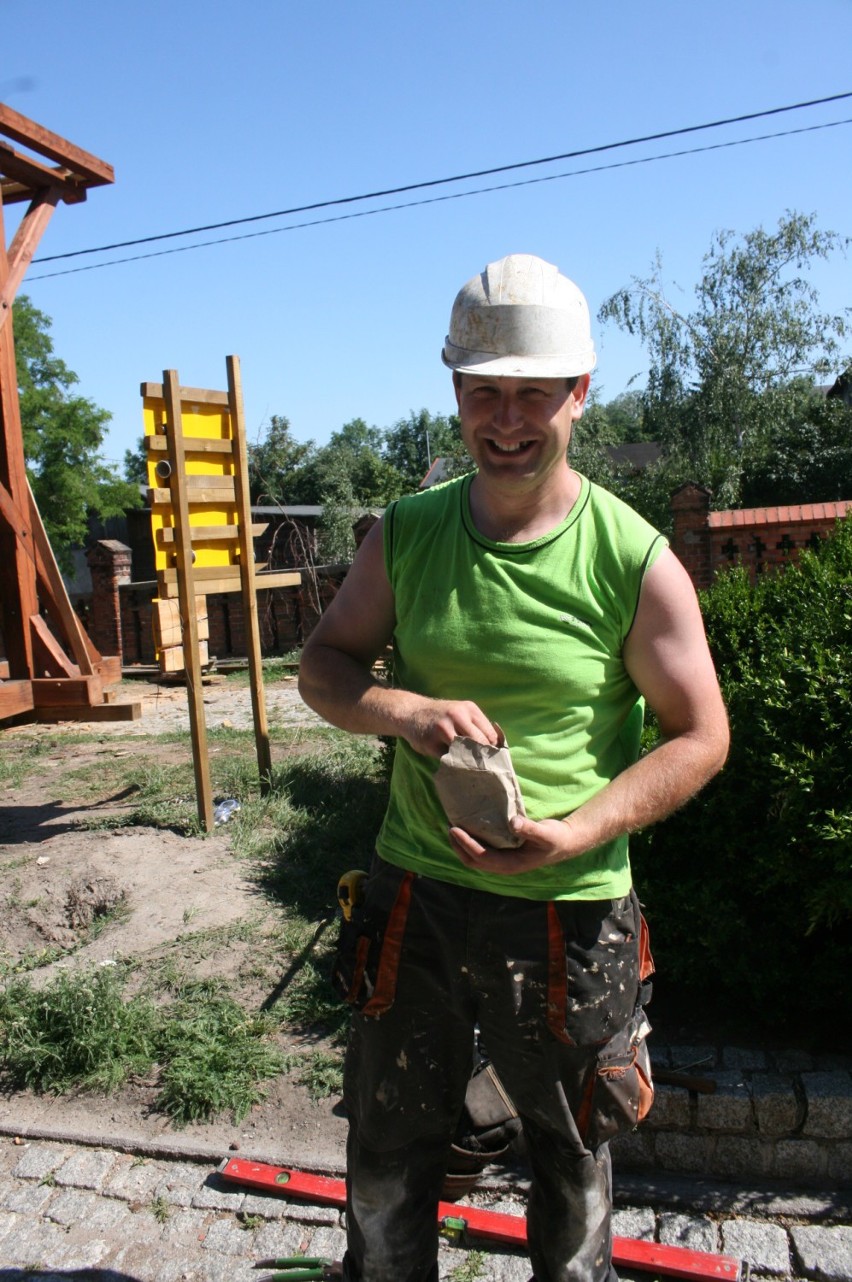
[383,409,469,490]
[13,295,139,567]
[248,415,317,505]
[599,212,851,510]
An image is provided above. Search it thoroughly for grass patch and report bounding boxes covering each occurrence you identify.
[0,968,285,1125]
[282,1049,344,1101]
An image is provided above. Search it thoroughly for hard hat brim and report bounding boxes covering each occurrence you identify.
[442,342,597,379]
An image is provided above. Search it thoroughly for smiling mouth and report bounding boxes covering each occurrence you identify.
[489,439,533,454]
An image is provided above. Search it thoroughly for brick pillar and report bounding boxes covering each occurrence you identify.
[86,540,132,660]
[670,483,713,589]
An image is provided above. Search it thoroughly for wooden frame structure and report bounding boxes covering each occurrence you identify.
[142,358,301,830]
[0,105,134,724]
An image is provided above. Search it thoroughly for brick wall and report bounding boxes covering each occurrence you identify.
[670,484,851,589]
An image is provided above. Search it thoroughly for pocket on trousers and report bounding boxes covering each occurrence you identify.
[330,867,414,1017]
[578,1008,655,1148]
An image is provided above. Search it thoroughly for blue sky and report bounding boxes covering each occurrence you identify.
[3,0,851,471]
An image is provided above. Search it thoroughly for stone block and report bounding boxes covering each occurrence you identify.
[11,1142,66,1180]
[612,1206,656,1240]
[828,1141,852,1185]
[251,1217,310,1260]
[722,1045,769,1070]
[104,1155,170,1202]
[1,1181,54,1214]
[696,1072,752,1132]
[191,1178,246,1211]
[790,1224,852,1282]
[53,1146,119,1190]
[159,1206,210,1244]
[774,1047,814,1072]
[305,1223,349,1260]
[774,1138,827,1182]
[645,1083,691,1129]
[802,1071,852,1139]
[712,1135,771,1180]
[658,1211,718,1253]
[610,1126,655,1170]
[667,1045,718,1072]
[655,1132,708,1174]
[201,1216,254,1256]
[752,1072,803,1136]
[156,1159,210,1207]
[45,1187,99,1226]
[720,1219,790,1276]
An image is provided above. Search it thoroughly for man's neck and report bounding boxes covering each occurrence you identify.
[468,467,582,543]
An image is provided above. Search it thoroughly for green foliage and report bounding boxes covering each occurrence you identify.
[599,212,852,514]
[0,968,284,1124]
[14,296,140,566]
[632,519,852,1034]
[0,968,155,1093]
[154,985,283,1125]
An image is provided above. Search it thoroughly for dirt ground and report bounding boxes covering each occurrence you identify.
[0,678,349,1170]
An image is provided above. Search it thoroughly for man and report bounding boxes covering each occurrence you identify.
[298,254,729,1282]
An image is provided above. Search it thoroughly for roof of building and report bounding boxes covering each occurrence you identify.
[708,500,851,529]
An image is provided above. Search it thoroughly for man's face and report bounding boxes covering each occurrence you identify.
[454,373,590,490]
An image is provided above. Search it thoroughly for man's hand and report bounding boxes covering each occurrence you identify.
[449,814,584,875]
[401,699,499,759]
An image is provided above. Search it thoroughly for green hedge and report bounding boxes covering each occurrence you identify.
[632,518,852,1040]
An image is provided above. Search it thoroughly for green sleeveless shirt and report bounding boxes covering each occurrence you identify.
[376,472,667,900]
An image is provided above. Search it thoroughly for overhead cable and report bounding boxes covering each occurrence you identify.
[26,117,852,283]
[32,90,852,266]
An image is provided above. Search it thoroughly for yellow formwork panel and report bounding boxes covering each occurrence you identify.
[142,395,237,572]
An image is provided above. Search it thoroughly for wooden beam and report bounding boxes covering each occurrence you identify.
[32,675,104,707]
[0,144,86,205]
[0,200,38,678]
[0,679,35,719]
[27,480,97,674]
[0,104,114,187]
[145,434,234,456]
[0,189,61,337]
[141,382,230,406]
[157,522,267,544]
[29,613,81,678]
[228,354,272,792]
[147,482,237,506]
[157,570,301,599]
[163,368,214,833]
[33,700,142,724]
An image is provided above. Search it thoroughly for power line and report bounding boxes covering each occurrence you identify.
[26,117,852,283]
[32,91,852,266]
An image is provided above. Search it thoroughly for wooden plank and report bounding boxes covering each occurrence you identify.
[227,354,271,792]
[32,675,104,707]
[141,382,229,406]
[0,200,38,679]
[29,613,80,678]
[34,700,142,724]
[0,188,61,335]
[148,483,237,506]
[0,145,84,205]
[159,563,263,586]
[157,522,267,544]
[0,679,35,719]
[27,479,98,674]
[0,104,115,186]
[0,661,9,680]
[145,434,234,456]
[163,368,214,833]
[157,570,301,599]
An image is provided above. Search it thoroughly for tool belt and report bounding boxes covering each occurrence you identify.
[443,1057,521,1200]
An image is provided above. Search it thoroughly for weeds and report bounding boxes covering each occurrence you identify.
[282,1049,344,1101]
[0,969,285,1126]
[150,1194,171,1224]
[448,1252,487,1282]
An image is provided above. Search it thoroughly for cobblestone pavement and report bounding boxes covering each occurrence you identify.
[1,1135,851,1282]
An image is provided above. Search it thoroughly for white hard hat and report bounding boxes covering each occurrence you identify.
[442,253,597,378]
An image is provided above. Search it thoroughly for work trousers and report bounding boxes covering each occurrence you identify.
[337,857,652,1282]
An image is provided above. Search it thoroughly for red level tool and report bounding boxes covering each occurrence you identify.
[219,1158,742,1281]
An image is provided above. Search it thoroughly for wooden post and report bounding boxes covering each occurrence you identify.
[227,355,272,793]
[162,369,214,833]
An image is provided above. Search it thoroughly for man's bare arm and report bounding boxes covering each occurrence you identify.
[298,519,498,757]
[451,548,729,872]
